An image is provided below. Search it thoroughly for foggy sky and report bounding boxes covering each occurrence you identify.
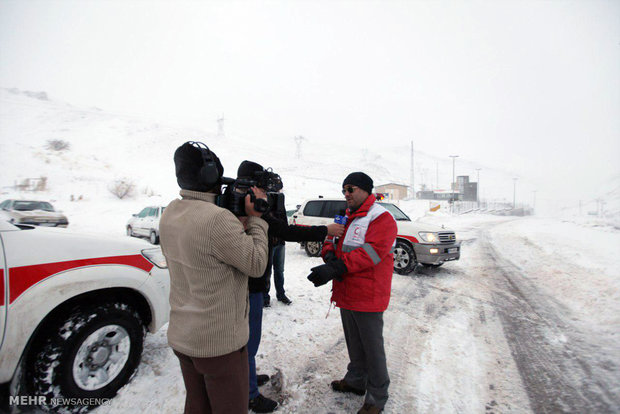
[1,0,618,201]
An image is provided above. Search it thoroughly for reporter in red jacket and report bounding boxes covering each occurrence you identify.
[307,172,397,414]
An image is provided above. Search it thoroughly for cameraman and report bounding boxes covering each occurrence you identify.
[159,143,269,414]
[236,161,344,413]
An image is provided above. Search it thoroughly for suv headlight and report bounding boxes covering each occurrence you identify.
[142,248,168,269]
[418,232,438,243]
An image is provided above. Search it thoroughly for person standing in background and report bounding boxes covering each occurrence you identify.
[237,161,344,413]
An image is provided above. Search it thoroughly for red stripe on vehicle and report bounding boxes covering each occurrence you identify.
[398,234,419,244]
[8,254,153,304]
[0,269,4,306]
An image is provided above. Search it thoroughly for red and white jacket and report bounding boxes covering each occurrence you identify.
[321,195,397,312]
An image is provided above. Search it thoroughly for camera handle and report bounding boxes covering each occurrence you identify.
[247,188,270,214]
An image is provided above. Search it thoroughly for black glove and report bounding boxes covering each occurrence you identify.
[323,250,338,263]
[307,260,347,287]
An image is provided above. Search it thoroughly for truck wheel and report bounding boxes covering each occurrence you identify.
[304,241,323,257]
[126,226,133,237]
[149,231,159,245]
[30,302,145,412]
[394,241,417,275]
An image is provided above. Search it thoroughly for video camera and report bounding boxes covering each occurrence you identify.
[217,168,285,217]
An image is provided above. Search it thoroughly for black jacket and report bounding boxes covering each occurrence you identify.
[248,212,328,293]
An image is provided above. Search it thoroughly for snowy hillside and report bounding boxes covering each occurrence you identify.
[0,87,543,234]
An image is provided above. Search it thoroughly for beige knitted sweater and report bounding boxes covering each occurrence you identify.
[160,189,268,358]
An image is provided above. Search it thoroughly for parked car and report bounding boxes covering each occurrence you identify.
[291,198,460,274]
[0,220,169,412]
[286,208,299,225]
[126,205,165,244]
[0,199,69,227]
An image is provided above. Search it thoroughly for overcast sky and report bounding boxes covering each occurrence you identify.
[1,0,618,201]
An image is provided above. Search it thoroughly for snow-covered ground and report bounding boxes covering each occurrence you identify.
[2,89,619,412]
[91,213,619,413]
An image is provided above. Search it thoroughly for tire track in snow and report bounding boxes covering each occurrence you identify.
[383,274,433,414]
[481,233,620,413]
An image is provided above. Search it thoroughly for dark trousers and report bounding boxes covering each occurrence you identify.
[248,291,264,399]
[340,308,390,409]
[264,244,286,301]
[174,347,249,414]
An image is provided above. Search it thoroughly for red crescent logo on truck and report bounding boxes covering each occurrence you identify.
[8,254,154,304]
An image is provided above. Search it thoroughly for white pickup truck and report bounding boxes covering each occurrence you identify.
[291,198,460,274]
[0,220,170,413]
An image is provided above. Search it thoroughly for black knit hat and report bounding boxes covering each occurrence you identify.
[343,172,373,194]
[174,142,224,191]
[237,160,264,179]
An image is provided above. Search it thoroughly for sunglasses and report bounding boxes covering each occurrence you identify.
[342,186,358,194]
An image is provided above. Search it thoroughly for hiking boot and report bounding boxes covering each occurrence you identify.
[263,298,271,308]
[357,403,382,414]
[249,393,278,413]
[330,379,365,396]
[257,374,270,387]
[277,295,292,305]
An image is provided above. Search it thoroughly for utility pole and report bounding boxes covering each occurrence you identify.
[217,115,225,138]
[532,190,537,213]
[294,135,306,159]
[513,178,518,209]
[410,141,415,199]
[476,168,481,208]
[449,155,459,213]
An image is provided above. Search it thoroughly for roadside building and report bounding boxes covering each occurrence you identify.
[417,175,477,202]
[456,176,478,202]
[417,189,462,201]
[375,183,409,201]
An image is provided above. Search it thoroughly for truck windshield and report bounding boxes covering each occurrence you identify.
[379,203,411,221]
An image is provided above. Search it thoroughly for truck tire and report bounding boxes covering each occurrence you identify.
[394,241,417,275]
[304,241,323,257]
[29,302,145,412]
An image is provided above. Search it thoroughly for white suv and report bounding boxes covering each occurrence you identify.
[0,220,170,412]
[291,198,460,274]
[126,206,165,245]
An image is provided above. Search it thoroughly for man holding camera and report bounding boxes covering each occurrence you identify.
[236,160,345,413]
[307,172,397,414]
[159,142,269,414]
